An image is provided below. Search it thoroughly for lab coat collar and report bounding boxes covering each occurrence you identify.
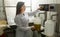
[19,13,25,16]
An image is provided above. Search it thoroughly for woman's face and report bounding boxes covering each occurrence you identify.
[20,5,26,13]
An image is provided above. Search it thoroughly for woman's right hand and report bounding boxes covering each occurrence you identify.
[31,26,35,31]
[37,8,40,10]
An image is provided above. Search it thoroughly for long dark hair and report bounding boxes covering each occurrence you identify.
[16,2,24,15]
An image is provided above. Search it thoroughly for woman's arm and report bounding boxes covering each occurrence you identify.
[28,10,40,16]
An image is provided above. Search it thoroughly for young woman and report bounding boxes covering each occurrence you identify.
[14,2,40,37]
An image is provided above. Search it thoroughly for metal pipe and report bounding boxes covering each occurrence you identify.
[3,0,8,24]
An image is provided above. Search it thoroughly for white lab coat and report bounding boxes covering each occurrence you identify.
[14,10,39,37]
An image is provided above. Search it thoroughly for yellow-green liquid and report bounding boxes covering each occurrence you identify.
[34,24,41,31]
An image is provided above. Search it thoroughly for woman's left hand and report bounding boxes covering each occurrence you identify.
[31,26,35,31]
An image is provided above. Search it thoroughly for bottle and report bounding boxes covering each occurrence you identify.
[34,15,41,31]
[44,11,55,36]
[38,11,45,26]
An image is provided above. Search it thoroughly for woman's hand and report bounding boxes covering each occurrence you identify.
[37,8,40,10]
[31,26,35,31]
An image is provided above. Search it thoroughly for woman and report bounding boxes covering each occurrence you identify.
[14,2,40,37]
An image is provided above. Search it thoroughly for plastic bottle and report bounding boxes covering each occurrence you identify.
[44,11,55,36]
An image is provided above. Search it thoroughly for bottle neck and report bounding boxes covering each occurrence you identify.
[47,12,51,20]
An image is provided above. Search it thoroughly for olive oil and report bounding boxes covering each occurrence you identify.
[34,24,41,31]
